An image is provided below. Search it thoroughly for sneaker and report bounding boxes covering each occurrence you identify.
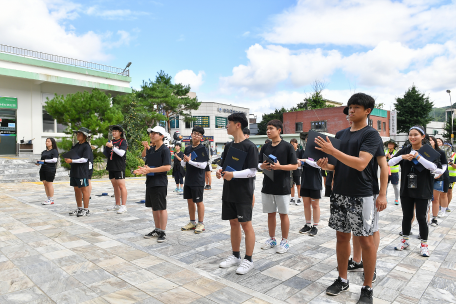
[326,277,349,296]
[181,222,196,231]
[144,229,159,239]
[236,259,254,275]
[77,209,90,217]
[42,200,54,205]
[309,226,318,237]
[174,187,179,193]
[204,185,208,190]
[206,185,211,190]
[299,225,312,234]
[157,231,166,243]
[399,231,413,236]
[276,239,290,254]
[420,243,430,257]
[446,208,451,212]
[289,198,295,205]
[348,258,364,271]
[431,219,438,227]
[357,286,373,304]
[69,209,79,216]
[394,238,410,251]
[219,255,242,268]
[107,205,120,211]
[261,237,277,249]
[295,198,302,205]
[117,206,127,214]
[362,268,376,283]
[417,234,421,239]
[395,199,399,205]
[194,223,205,234]
[438,210,447,218]
[178,189,184,194]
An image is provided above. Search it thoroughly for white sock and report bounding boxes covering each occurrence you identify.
[50,197,54,201]
[340,277,348,283]
[442,207,447,213]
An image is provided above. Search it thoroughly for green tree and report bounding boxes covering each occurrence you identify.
[394,85,433,134]
[291,80,333,111]
[443,113,456,141]
[257,107,288,135]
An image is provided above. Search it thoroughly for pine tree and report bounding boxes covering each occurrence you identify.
[394,85,433,134]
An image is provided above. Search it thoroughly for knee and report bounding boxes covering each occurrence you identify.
[268,213,276,218]
[229,219,240,227]
[336,231,351,243]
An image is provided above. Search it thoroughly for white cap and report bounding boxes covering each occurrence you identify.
[147,126,170,140]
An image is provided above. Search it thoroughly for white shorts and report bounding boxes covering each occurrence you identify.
[262,193,290,214]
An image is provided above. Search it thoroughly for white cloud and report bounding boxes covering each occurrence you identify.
[85,6,149,20]
[175,70,205,91]
[242,31,250,37]
[262,0,456,46]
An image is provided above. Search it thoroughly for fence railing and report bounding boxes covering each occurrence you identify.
[0,44,129,76]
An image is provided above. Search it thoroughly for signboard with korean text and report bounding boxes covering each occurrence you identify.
[0,97,17,109]
[182,135,214,142]
[193,116,210,128]
[390,110,397,136]
[215,116,227,129]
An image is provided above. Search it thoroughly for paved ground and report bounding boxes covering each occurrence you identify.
[0,174,455,304]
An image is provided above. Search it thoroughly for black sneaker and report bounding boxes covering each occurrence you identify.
[399,231,413,236]
[431,219,438,227]
[348,258,363,271]
[206,185,211,190]
[362,268,376,283]
[157,231,166,243]
[357,286,373,304]
[144,229,159,239]
[69,209,79,216]
[299,225,312,234]
[309,226,318,237]
[77,209,90,217]
[326,277,349,296]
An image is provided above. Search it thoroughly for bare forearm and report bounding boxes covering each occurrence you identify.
[279,164,299,171]
[147,165,171,173]
[332,149,368,171]
[379,165,388,196]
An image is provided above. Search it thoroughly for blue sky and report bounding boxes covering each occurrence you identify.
[1,0,456,119]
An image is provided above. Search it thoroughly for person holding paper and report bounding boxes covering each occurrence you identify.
[134,126,171,243]
[172,143,184,194]
[258,120,298,254]
[65,127,92,217]
[314,93,387,304]
[290,139,303,205]
[181,126,209,234]
[217,113,258,275]
[103,125,128,214]
[38,138,59,205]
[387,126,437,258]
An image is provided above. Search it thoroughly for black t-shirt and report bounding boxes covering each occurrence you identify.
[221,139,259,203]
[173,151,184,170]
[104,139,128,172]
[184,144,208,187]
[301,162,322,190]
[333,126,383,197]
[259,140,298,195]
[40,149,59,172]
[372,142,386,195]
[69,142,92,179]
[88,148,94,172]
[394,146,436,199]
[145,144,171,188]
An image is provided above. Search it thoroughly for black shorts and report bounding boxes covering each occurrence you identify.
[183,185,204,203]
[300,188,321,199]
[40,170,56,182]
[70,177,89,188]
[292,173,301,186]
[222,200,253,222]
[109,171,125,180]
[388,172,399,185]
[321,170,326,177]
[88,169,93,180]
[146,186,167,211]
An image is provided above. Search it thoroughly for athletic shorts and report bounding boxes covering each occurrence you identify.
[300,188,321,199]
[328,194,378,237]
[321,170,326,177]
[450,182,454,190]
[261,193,289,214]
[434,180,444,192]
[292,172,301,186]
[388,172,399,185]
[183,185,204,203]
[109,171,125,180]
[40,170,56,182]
[146,186,167,211]
[222,200,253,222]
[205,164,211,172]
[88,169,93,180]
[450,176,456,183]
[70,177,89,188]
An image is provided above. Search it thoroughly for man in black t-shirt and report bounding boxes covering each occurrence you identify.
[315,93,387,303]
[217,113,258,275]
[181,126,209,234]
[104,125,128,214]
[258,120,298,254]
[173,143,184,193]
[134,126,171,243]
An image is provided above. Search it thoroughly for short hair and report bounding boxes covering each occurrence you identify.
[174,142,181,147]
[265,139,272,144]
[192,126,205,135]
[290,138,298,144]
[243,127,250,135]
[267,119,283,132]
[347,93,375,112]
[228,113,248,129]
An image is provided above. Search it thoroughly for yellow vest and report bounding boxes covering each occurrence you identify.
[385,149,399,173]
[449,153,456,177]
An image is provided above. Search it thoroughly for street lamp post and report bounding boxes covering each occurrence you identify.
[448,90,453,144]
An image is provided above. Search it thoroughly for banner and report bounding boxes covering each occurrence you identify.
[390,110,397,136]
[0,97,17,109]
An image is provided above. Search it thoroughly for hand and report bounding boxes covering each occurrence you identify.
[133,166,145,175]
[435,174,442,179]
[316,157,329,170]
[260,160,271,171]
[222,171,234,181]
[216,168,223,179]
[141,141,149,149]
[315,136,336,155]
[106,141,113,148]
[413,152,419,159]
[183,155,190,162]
[376,194,387,212]
[401,154,414,161]
[270,159,281,170]
[64,158,72,164]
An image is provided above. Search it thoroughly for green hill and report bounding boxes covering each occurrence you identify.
[430,106,452,122]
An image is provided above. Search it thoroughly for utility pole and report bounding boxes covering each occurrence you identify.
[448,90,453,144]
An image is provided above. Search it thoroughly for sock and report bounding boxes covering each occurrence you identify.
[233,251,241,259]
[84,208,88,211]
[282,238,287,242]
[78,207,83,210]
[403,235,409,241]
[244,254,252,262]
[421,240,427,245]
[198,221,204,224]
[433,216,438,220]
[190,220,196,225]
[50,197,54,201]
[442,207,447,213]
[156,228,162,232]
[340,277,348,283]
[354,260,362,265]
[306,221,312,226]
[313,222,319,227]
[47,196,51,200]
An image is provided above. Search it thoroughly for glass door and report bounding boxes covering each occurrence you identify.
[0,109,17,155]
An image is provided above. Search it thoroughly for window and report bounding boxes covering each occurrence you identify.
[43,110,67,133]
[185,120,192,129]
[383,122,386,131]
[434,130,438,135]
[377,120,381,131]
[295,122,303,132]
[311,121,327,132]
[170,116,179,129]
[369,119,373,127]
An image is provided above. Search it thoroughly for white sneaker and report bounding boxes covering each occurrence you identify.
[289,198,295,205]
[236,259,254,275]
[117,206,127,214]
[42,200,54,205]
[107,205,120,211]
[295,198,302,205]
[438,211,447,218]
[219,255,242,268]
[276,239,290,254]
[261,237,277,250]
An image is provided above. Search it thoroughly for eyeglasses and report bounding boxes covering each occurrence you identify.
[192,132,202,137]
